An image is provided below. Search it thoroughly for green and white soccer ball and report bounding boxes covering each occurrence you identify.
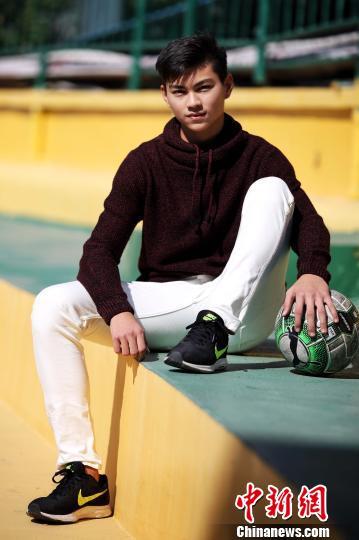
[275,290,359,375]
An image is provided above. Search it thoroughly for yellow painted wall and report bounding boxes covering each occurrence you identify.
[0,85,358,198]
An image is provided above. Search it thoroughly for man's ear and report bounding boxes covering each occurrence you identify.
[224,73,234,99]
[160,83,169,105]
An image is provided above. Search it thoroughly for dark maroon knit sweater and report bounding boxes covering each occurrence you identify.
[77,113,331,325]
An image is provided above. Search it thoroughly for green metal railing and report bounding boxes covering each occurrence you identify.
[1,0,358,88]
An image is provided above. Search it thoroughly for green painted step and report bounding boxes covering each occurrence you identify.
[0,213,358,304]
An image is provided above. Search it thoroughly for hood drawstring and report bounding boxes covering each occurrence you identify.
[191,147,216,234]
[162,114,246,236]
[191,146,202,231]
[205,149,216,225]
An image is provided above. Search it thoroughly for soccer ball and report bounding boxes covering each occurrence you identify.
[275,290,359,375]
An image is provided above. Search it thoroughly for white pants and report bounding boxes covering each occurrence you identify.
[31,177,295,470]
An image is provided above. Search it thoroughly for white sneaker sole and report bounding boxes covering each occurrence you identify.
[181,357,228,373]
[28,504,112,523]
[165,353,228,373]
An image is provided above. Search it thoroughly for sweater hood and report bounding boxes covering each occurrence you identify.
[161,113,247,235]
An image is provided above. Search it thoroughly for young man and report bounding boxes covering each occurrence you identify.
[28,33,339,523]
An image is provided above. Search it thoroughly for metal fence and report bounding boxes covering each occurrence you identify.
[2,0,359,88]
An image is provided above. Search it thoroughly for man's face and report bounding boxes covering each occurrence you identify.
[161,63,233,143]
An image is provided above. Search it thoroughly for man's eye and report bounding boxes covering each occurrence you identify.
[199,86,211,91]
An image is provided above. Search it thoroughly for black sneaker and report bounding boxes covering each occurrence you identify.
[27,461,112,523]
[164,310,234,373]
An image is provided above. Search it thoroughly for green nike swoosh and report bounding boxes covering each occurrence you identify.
[215,344,228,360]
[203,313,217,321]
[78,488,108,506]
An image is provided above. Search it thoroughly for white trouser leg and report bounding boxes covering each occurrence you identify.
[31,276,212,470]
[31,176,294,468]
[196,176,295,351]
[31,282,103,470]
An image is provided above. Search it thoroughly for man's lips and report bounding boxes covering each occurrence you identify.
[187,113,206,118]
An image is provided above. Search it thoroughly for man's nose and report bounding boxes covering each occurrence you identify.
[187,92,202,110]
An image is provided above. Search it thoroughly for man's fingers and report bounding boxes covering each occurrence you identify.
[282,281,341,337]
[110,313,148,358]
[115,331,148,359]
[136,332,147,361]
[119,337,130,356]
[282,291,294,316]
[315,302,328,335]
[305,297,316,337]
[113,338,121,354]
[325,295,340,323]
[127,333,140,356]
[294,296,304,332]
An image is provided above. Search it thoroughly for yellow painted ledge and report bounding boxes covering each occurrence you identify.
[1,160,359,231]
[0,85,357,112]
[0,85,358,197]
[1,278,342,540]
[0,161,110,226]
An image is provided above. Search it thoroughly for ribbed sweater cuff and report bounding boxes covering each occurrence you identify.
[97,298,135,326]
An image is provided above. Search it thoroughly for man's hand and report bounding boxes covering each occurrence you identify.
[110,311,148,361]
[282,274,339,337]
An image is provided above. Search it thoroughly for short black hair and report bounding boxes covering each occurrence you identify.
[155,32,228,85]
